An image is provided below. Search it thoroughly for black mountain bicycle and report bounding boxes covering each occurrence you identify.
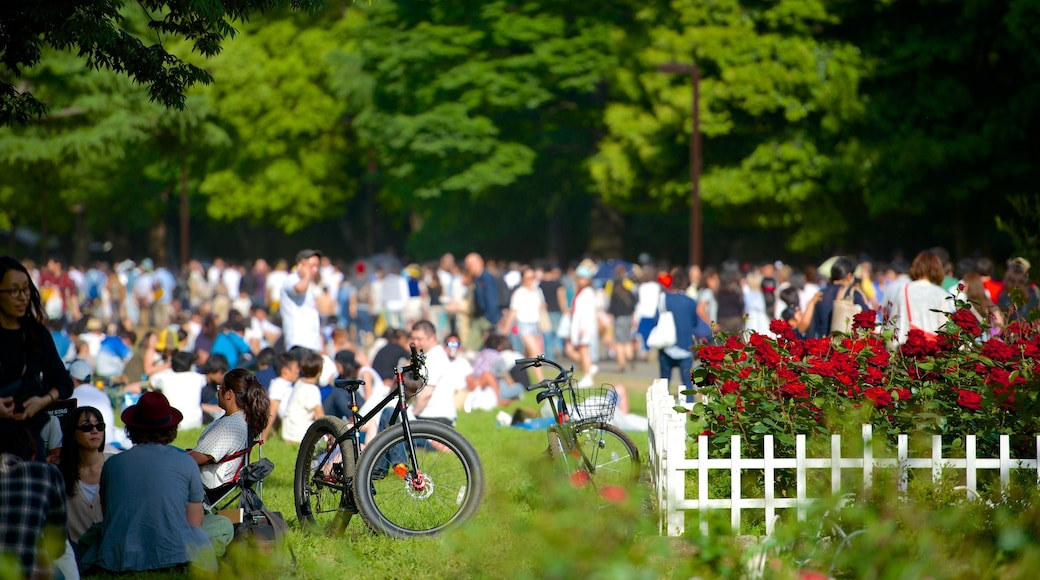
[293,344,485,538]
[513,355,640,493]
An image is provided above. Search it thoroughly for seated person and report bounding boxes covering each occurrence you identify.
[189,369,270,492]
[59,406,109,554]
[281,351,326,444]
[150,351,207,430]
[199,355,230,425]
[264,352,299,441]
[0,424,67,579]
[81,392,233,573]
[322,351,361,423]
[465,335,525,408]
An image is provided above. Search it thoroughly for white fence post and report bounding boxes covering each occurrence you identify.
[644,380,1040,537]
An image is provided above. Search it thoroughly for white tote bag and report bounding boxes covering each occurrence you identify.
[646,293,677,349]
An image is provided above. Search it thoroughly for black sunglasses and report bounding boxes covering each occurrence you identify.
[77,423,105,433]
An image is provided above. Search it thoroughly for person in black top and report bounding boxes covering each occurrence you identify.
[538,264,564,360]
[0,256,74,461]
[371,328,410,387]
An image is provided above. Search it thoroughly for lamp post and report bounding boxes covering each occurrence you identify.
[657,62,702,267]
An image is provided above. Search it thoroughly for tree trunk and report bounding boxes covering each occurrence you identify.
[179,157,190,268]
[148,190,169,265]
[587,196,625,259]
[71,203,89,267]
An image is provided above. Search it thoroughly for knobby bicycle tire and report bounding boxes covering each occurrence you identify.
[569,421,641,489]
[294,416,359,535]
[353,420,485,538]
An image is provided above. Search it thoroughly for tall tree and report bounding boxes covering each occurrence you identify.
[340,0,638,260]
[0,0,326,126]
[591,0,865,259]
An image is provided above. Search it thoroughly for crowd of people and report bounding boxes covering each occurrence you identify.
[1,245,1036,576]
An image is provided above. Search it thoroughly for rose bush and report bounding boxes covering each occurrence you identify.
[690,302,1040,458]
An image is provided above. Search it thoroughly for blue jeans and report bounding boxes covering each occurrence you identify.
[543,312,563,360]
[658,351,694,403]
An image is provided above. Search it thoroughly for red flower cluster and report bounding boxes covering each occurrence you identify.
[948,308,982,337]
[692,303,1040,458]
[852,310,877,331]
[957,389,982,411]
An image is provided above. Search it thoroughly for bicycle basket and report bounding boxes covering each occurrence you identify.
[566,384,618,423]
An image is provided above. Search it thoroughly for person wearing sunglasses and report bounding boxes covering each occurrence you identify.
[58,406,110,556]
[0,256,74,461]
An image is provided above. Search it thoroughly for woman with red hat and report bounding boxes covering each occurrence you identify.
[81,391,233,573]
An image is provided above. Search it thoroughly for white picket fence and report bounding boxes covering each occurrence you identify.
[645,379,1040,536]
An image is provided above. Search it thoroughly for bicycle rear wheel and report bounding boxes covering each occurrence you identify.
[571,421,640,490]
[353,420,485,538]
[294,416,359,535]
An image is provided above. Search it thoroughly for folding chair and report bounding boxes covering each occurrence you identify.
[204,435,274,513]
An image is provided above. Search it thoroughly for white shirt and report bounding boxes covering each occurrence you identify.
[634,282,662,319]
[268,377,294,419]
[569,287,599,346]
[194,410,249,489]
[280,272,322,351]
[415,345,456,421]
[266,269,289,306]
[150,370,207,430]
[282,380,322,443]
[73,384,117,444]
[509,285,544,324]
[891,279,955,344]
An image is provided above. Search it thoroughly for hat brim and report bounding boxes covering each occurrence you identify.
[121,405,183,430]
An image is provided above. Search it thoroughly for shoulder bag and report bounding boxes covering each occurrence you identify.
[830,284,863,334]
[646,293,678,349]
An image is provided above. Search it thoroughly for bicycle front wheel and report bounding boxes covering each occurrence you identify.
[353,420,485,538]
[294,416,359,535]
[571,421,641,489]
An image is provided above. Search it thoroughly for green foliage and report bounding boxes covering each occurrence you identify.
[0,0,326,126]
[591,0,866,252]
[194,12,359,233]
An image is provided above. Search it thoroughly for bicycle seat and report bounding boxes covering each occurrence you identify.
[333,379,365,391]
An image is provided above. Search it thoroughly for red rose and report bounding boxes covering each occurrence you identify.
[724,335,745,351]
[949,308,982,337]
[981,339,1015,363]
[770,319,797,341]
[1013,340,1040,359]
[803,338,832,358]
[780,381,809,399]
[864,386,893,408]
[720,380,740,395]
[891,388,911,402]
[749,333,782,368]
[957,389,982,411]
[697,345,727,365]
[852,310,877,331]
[901,328,940,358]
[700,429,715,437]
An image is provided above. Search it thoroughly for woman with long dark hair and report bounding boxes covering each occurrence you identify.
[59,406,108,550]
[188,368,271,489]
[0,256,74,460]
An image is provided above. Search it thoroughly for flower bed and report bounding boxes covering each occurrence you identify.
[690,304,1040,459]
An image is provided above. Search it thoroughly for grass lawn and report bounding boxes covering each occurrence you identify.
[101,373,688,579]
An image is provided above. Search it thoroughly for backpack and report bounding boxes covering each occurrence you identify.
[231,509,293,566]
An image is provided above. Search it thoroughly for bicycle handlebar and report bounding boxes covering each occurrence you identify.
[404,342,426,380]
[515,355,571,391]
[514,354,567,375]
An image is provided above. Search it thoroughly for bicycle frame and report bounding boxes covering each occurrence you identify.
[516,355,604,473]
[311,345,428,489]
